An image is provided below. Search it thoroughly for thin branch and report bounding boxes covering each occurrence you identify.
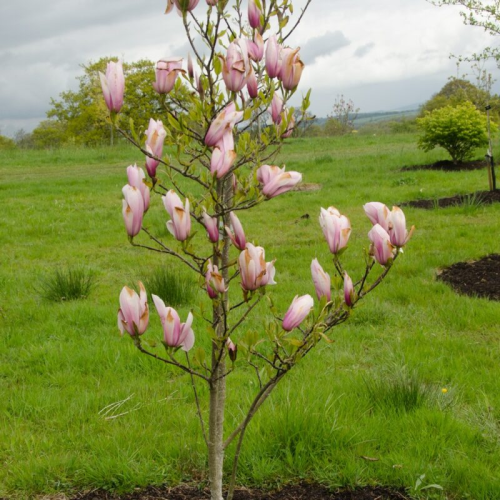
[186,352,209,446]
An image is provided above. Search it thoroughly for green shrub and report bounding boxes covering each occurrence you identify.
[417,102,493,163]
[0,135,16,150]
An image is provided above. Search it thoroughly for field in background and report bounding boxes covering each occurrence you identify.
[1,134,499,499]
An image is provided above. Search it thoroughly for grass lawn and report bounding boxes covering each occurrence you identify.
[1,134,499,499]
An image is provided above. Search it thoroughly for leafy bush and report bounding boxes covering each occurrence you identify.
[0,135,16,150]
[417,102,493,163]
[39,267,96,302]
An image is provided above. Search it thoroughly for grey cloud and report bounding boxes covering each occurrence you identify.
[354,43,375,58]
[299,30,350,64]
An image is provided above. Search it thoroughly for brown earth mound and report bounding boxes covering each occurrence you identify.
[401,190,500,209]
[73,483,411,500]
[437,254,500,301]
[401,159,488,172]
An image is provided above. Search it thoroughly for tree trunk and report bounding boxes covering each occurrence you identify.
[208,177,232,500]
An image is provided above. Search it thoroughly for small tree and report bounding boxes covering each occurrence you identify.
[417,102,492,164]
[102,2,415,499]
[325,94,359,136]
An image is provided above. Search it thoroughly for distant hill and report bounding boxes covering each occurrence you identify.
[314,109,420,129]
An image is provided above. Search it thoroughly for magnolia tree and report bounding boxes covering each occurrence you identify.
[100,1,414,499]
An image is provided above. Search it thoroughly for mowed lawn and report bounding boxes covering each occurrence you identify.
[1,134,499,499]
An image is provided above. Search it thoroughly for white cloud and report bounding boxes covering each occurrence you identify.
[0,0,498,134]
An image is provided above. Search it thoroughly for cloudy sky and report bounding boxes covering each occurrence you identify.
[0,0,497,136]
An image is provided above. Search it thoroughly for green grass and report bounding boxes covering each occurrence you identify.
[1,135,500,498]
[38,266,97,302]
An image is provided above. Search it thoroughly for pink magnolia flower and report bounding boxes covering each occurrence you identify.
[165,0,200,14]
[126,164,150,212]
[117,282,149,336]
[343,272,355,307]
[248,0,262,29]
[205,102,243,146]
[122,184,144,238]
[319,206,351,255]
[221,40,251,92]
[247,32,264,61]
[210,131,237,178]
[363,202,391,232]
[206,0,218,5]
[153,58,183,94]
[238,243,276,291]
[152,295,195,351]
[282,294,314,332]
[145,119,167,178]
[311,258,331,301]
[265,35,282,78]
[368,224,396,266]
[388,206,414,247]
[99,60,125,113]
[202,209,219,243]
[163,190,191,241]
[227,338,238,362]
[256,164,302,198]
[225,211,246,250]
[268,93,283,125]
[206,260,226,297]
[279,47,304,90]
[247,68,258,98]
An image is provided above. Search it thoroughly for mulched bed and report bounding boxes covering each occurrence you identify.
[73,483,411,500]
[401,159,488,172]
[401,189,500,209]
[437,254,500,301]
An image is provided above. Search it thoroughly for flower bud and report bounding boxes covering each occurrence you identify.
[163,190,191,241]
[145,119,167,178]
[202,209,219,243]
[225,212,246,250]
[122,184,144,238]
[319,206,351,255]
[248,0,262,30]
[117,282,149,336]
[279,47,304,90]
[343,272,355,307]
[368,224,396,266]
[227,338,238,362]
[311,258,331,301]
[282,295,314,332]
[126,164,150,212]
[265,35,281,78]
[268,93,283,125]
[99,60,125,113]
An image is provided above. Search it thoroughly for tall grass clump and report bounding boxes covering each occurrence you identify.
[142,267,196,307]
[365,367,432,414]
[39,266,96,302]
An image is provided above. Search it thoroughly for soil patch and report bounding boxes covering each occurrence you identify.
[401,189,500,209]
[72,483,411,500]
[437,254,500,301]
[294,183,322,192]
[401,159,488,172]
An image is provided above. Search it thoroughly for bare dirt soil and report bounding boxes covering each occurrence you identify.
[401,159,488,172]
[401,189,500,209]
[72,483,411,500]
[437,254,500,301]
